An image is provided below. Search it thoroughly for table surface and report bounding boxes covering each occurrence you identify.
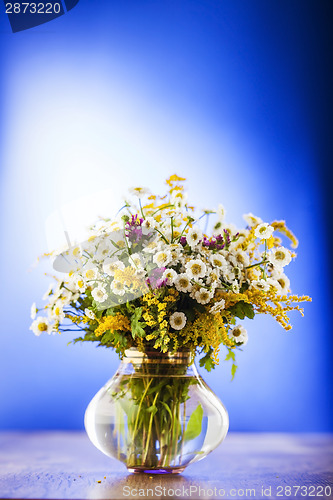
[0,432,332,500]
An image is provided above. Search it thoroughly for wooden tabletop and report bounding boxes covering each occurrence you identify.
[0,432,332,499]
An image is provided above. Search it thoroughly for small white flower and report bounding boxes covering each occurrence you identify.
[82,265,99,281]
[171,190,188,210]
[49,301,65,322]
[143,240,160,254]
[270,271,290,295]
[228,250,250,268]
[169,312,187,330]
[210,253,228,268]
[268,247,292,268]
[174,273,193,293]
[212,220,224,235]
[110,280,125,296]
[251,279,271,292]
[142,217,156,229]
[103,259,125,276]
[153,250,172,267]
[194,288,214,305]
[29,316,51,336]
[42,284,53,300]
[92,286,108,302]
[129,253,144,270]
[230,325,248,345]
[185,259,207,279]
[168,243,182,261]
[243,213,263,227]
[162,268,178,285]
[95,239,113,260]
[129,186,151,198]
[217,204,226,221]
[186,227,202,248]
[85,308,96,320]
[30,303,37,320]
[210,299,226,314]
[254,223,274,240]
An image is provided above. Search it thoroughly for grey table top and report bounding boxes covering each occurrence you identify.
[0,432,332,499]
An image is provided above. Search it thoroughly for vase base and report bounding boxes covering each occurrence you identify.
[127,466,185,475]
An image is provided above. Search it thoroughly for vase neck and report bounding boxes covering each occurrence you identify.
[120,348,198,377]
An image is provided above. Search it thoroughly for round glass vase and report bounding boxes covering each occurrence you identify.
[84,348,229,474]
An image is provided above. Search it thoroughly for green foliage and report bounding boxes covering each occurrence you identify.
[226,300,254,320]
[184,403,204,442]
[199,349,215,372]
[131,307,146,339]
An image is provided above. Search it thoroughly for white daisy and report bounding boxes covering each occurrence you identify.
[228,250,250,268]
[29,316,51,336]
[49,301,65,322]
[210,253,228,268]
[194,288,214,305]
[243,213,263,227]
[254,223,274,240]
[230,325,248,345]
[129,253,144,270]
[171,190,188,210]
[217,204,226,221]
[92,285,108,302]
[85,308,96,320]
[129,186,151,198]
[143,240,160,254]
[186,227,202,248]
[95,239,113,260]
[153,250,172,267]
[169,312,187,330]
[270,271,290,295]
[250,279,271,292]
[268,247,292,268]
[82,265,99,281]
[185,259,207,279]
[210,299,226,315]
[142,217,157,229]
[174,274,193,293]
[168,243,182,261]
[30,302,37,320]
[212,220,224,235]
[103,258,125,276]
[110,280,126,296]
[162,268,178,285]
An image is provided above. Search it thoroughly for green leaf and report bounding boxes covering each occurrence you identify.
[225,350,235,362]
[231,363,238,380]
[184,403,204,442]
[199,349,215,372]
[227,300,254,320]
[131,307,146,339]
[146,405,158,416]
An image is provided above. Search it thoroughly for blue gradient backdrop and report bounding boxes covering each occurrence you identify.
[0,1,332,431]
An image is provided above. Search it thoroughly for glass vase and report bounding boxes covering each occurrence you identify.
[84,348,229,474]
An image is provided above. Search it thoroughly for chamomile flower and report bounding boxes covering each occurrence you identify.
[230,325,248,345]
[85,308,96,320]
[270,271,290,295]
[228,250,250,268]
[169,312,187,330]
[268,247,292,268]
[110,280,126,296]
[30,316,51,336]
[162,268,178,285]
[210,253,228,269]
[185,259,207,279]
[174,274,193,293]
[186,227,202,248]
[103,259,125,276]
[171,190,188,211]
[194,288,214,305]
[243,213,263,227]
[82,265,99,281]
[49,301,65,322]
[142,217,156,229]
[129,186,151,198]
[217,204,226,221]
[254,223,274,240]
[129,253,144,270]
[251,279,271,292]
[30,302,37,320]
[210,299,226,314]
[143,240,160,254]
[153,250,172,267]
[92,285,108,302]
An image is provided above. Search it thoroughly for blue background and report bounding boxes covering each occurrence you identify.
[0,0,332,431]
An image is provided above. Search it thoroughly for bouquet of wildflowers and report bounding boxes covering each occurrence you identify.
[30,175,310,376]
